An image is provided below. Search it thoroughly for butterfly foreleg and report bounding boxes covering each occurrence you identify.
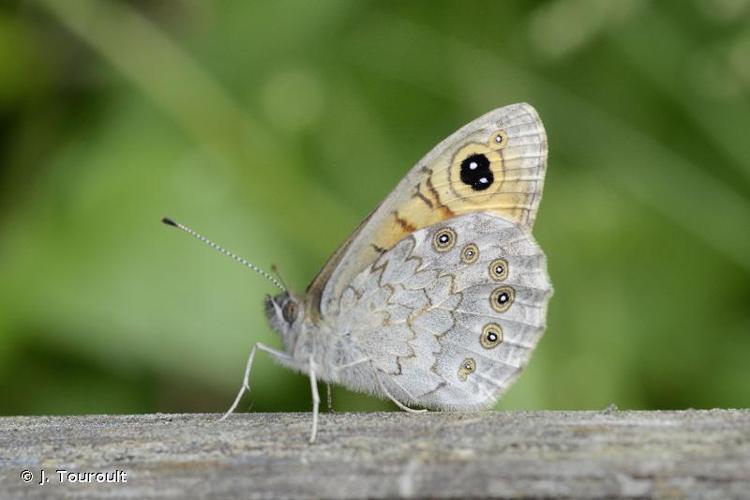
[219,342,295,421]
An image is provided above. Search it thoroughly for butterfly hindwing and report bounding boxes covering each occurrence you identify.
[332,212,552,409]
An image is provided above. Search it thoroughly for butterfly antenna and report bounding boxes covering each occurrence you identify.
[270,264,290,291]
[161,216,286,292]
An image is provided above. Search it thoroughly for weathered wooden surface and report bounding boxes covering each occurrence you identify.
[1,410,749,499]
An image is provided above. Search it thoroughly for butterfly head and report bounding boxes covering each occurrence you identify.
[265,291,304,350]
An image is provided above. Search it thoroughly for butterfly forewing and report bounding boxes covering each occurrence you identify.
[311,103,548,320]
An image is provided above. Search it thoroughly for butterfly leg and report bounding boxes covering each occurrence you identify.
[326,383,333,412]
[373,366,428,414]
[331,358,427,413]
[219,342,295,421]
[308,357,320,443]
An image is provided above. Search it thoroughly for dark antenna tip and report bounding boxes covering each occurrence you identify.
[161,216,178,228]
[160,216,287,292]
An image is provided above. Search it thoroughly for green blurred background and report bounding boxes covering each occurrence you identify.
[1,0,749,416]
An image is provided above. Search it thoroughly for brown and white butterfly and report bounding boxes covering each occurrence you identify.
[165,102,552,442]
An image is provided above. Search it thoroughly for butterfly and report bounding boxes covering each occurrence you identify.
[164,102,552,442]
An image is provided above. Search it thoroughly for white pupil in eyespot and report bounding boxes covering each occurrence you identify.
[469,161,478,170]
[488,332,497,341]
[495,265,503,274]
[498,293,508,303]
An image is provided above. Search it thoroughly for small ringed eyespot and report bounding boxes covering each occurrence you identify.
[282,301,298,323]
[432,227,457,252]
[461,243,479,264]
[458,357,476,381]
[480,323,504,349]
[491,131,508,148]
[490,286,515,313]
[489,258,509,281]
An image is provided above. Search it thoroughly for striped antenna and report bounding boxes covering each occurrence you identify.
[161,217,286,292]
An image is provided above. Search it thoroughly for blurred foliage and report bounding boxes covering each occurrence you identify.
[1,0,749,416]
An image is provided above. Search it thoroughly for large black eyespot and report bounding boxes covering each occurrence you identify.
[460,153,494,191]
[282,301,298,323]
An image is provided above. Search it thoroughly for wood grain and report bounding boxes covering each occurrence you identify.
[1,410,749,499]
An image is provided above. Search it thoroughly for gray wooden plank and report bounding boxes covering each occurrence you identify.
[1,410,749,499]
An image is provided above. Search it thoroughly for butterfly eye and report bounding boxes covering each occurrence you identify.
[282,301,298,323]
[458,357,476,381]
[461,243,479,264]
[459,153,494,191]
[480,323,504,349]
[490,286,515,313]
[489,258,509,281]
[491,131,508,149]
[432,227,457,252]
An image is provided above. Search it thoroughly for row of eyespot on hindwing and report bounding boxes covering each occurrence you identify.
[431,226,513,382]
